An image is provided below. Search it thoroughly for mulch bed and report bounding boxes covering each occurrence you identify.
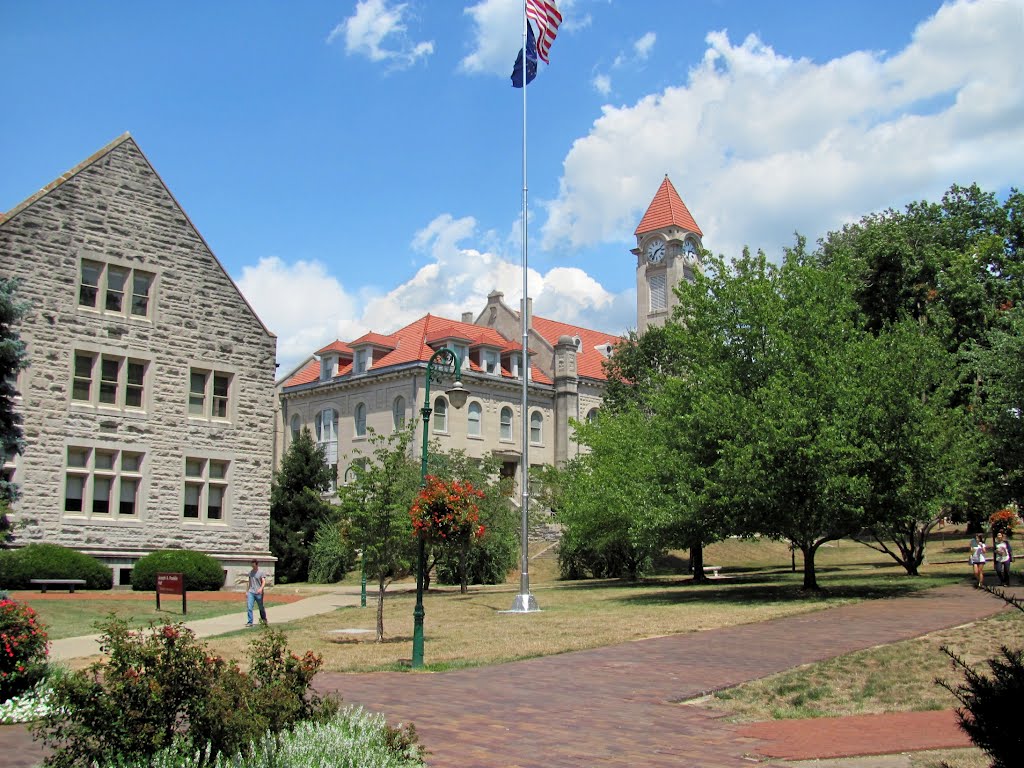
[9,590,307,603]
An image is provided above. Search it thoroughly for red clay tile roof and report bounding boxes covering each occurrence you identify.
[285,359,321,386]
[349,332,396,349]
[315,340,353,356]
[531,315,622,381]
[634,175,703,237]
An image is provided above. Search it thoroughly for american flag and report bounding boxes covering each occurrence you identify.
[525,0,561,64]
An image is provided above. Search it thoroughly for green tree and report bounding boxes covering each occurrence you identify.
[341,427,420,642]
[270,428,335,583]
[0,277,29,541]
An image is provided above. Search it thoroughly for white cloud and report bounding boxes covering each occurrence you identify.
[461,0,578,76]
[540,0,1024,260]
[592,73,611,95]
[239,214,632,372]
[328,0,433,68]
[633,32,656,61]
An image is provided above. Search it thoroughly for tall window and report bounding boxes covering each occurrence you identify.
[354,349,369,374]
[481,350,499,375]
[183,457,229,522]
[64,446,144,518]
[500,407,513,441]
[315,408,338,466]
[79,259,154,319]
[392,396,406,431]
[188,368,232,419]
[530,411,543,444]
[586,407,599,423]
[649,272,667,313]
[71,351,148,410]
[354,402,367,437]
[432,397,448,433]
[467,401,482,437]
[289,414,301,441]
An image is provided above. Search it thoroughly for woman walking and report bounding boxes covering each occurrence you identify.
[969,536,987,588]
[994,532,1012,587]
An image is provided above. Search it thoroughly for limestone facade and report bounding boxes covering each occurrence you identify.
[1,135,278,586]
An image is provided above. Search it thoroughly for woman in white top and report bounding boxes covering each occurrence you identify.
[969,536,987,588]
[994,531,1012,586]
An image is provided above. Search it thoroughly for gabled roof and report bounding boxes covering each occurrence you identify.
[316,340,353,357]
[349,332,396,350]
[531,316,622,380]
[634,175,703,237]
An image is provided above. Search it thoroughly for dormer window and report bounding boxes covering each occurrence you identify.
[354,349,370,374]
[481,349,499,375]
[445,343,469,367]
[319,354,337,382]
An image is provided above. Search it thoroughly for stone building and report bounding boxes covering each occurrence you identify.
[1,134,278,586]
[277,291,621,491]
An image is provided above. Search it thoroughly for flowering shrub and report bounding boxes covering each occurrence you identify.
[33,619,337,768]
[0,598,49,702]
[989,507,1020,538]
[409,475,485,544]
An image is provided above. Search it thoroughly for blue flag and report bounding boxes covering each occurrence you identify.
[511,23,538,88]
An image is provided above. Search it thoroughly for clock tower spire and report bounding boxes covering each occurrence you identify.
[632,175,703,334]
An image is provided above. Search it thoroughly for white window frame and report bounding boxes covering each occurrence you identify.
[392,396,406,431]
[354,402,367,437]
[78,257,156,320]
[530,410,544,445]
[316,408,339,465]
[188,368,233,421]
[64,445,145,519]
[183,456,230,523]
[467,401,482,437]
[481,349,500,375]
[432,396,448,433]
[354,349,370,374]
[71,350,149,412]
[500,407,514,442]
[290,414,301,441]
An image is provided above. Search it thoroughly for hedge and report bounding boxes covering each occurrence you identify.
[131,550,225,591]
[0,544,112,590]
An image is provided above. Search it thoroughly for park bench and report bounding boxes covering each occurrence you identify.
[29,578,86,593]
[703,565,723,578]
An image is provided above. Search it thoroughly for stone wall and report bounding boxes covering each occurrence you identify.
[1,136,277,586]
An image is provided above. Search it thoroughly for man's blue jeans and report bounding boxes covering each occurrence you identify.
[247,591,267,624]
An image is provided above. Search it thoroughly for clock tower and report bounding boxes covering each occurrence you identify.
[633,175,703,334]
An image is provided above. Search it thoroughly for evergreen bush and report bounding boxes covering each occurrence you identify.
[0,544,112,590]
[307,522,356,584]
[131,550,225,592]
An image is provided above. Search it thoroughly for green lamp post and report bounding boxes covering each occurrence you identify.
[412,348,468,669]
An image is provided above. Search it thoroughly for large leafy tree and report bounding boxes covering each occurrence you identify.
[269,427,335,583]
[0,278,29,542]
[340,427,420,642]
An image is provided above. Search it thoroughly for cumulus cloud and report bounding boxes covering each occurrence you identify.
[540,0,1024,260]
[238,215,632,372]
[328,0,433,68]
[592,73,611,96]
[461,0,578,76]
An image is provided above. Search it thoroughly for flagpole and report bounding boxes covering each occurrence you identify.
[510,0,538,613]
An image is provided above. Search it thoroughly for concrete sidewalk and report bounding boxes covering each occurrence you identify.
[49,588,363,661]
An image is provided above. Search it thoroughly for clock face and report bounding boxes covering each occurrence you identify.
[645,239,666,263]
[683,240,698,258]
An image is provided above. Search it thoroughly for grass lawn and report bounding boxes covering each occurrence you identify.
[12,591,304,640]
[199,531,975,673]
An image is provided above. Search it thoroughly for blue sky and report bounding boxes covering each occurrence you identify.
[2,0,1022,372]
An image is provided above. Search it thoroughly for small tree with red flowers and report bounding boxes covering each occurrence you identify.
[410,475,485,593]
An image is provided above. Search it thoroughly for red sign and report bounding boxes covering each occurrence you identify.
[156,572,187,614]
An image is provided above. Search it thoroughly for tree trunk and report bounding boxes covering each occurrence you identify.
[801,543,820,590]
[376,576,386,643]
[690,543,707,583]
[459,540,469,594]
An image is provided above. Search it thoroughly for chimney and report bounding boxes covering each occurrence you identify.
[462,312,474,323]
[519,297,533,323]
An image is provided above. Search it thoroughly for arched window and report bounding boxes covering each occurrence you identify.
[433,396,448,433]
[290,414,301,441]
[315,408,338,465]
[586,408,599,424]
[467,401,482,437]
[354,402,367,437]
[530,411,543,444]
[392,396,406,431]
[500,406,513,441]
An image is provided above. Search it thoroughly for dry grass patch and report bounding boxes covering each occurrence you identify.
[708,600,1024,721]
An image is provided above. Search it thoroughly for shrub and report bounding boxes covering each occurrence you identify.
[434,524,518,586]
[0,598,48,702]
[308,521,356,584]
[0,544,112,590]
[131,549,224,592]
[32,619,338,768]
[100,707,424,768]
[937,588,1024,768]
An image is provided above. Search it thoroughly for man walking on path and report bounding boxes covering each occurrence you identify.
[246,559,268,627]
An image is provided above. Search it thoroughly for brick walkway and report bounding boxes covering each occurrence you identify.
[1,584,1006,767]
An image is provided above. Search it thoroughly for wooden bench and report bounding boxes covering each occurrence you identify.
[29,578,86,593]
[703,565,723,578]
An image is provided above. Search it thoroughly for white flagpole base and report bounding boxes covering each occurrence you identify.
[502,592,540,613]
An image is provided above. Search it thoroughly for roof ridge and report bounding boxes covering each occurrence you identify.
[634,175,703,237]
[0,133,134,225]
